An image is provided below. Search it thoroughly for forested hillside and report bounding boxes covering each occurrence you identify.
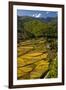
[17,16,57,43]
[17,16,58,79]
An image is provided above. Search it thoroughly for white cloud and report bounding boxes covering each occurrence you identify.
[32,13,41,18]
[33,14,35,17]
[35,13,41,18]
[46,12,49,14]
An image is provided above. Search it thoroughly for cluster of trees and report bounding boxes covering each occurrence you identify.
[17,16,57,42]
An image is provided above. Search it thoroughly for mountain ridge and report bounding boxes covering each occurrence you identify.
[17,16,57,43]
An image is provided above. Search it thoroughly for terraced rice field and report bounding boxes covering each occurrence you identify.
[17,38,58,80]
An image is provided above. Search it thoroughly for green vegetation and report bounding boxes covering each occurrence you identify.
[17,16,57,42]
[17,16,58,79]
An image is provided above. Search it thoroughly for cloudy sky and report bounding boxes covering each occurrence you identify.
[17,9,58,18]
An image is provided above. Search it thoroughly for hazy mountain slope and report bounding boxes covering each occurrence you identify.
[17,16,57,43]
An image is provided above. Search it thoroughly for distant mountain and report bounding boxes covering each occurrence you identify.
[17,16,57,43]
[17,16,57,23]
[39,17,57,22]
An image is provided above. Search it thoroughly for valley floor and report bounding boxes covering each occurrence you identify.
[17,37,58,80]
